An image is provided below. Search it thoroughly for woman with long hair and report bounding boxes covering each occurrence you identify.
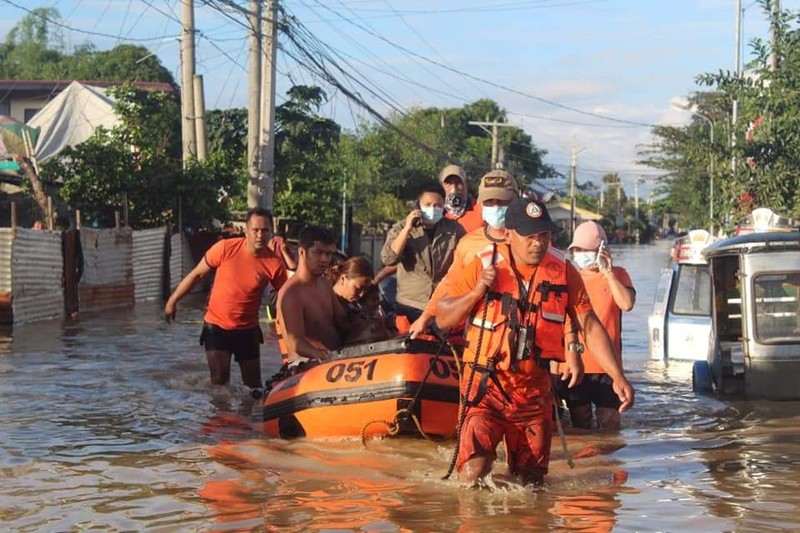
[327,256,392,345]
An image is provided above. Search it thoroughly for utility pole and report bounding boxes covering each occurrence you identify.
[193,74,207,160]
[468,120,515,169]
[259,0,278,210]
[769,0,781,71]
[246,0,262,208]
[180,0,197,164]
[732,0,742,177]
[568,144,587,241]
[340,174,347,252]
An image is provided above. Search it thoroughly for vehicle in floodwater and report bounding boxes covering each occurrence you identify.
[693,208,800,399]
[648,229,716,361]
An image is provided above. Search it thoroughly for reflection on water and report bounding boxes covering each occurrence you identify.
[1,245,799,531]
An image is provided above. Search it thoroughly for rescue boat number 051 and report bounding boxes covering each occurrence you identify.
[324,357,459,384]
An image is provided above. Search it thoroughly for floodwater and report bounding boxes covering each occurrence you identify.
[1,244,799,532]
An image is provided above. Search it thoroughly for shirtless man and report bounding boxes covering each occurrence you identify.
[276,226,342,361]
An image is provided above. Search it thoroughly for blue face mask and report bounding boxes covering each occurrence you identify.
[572,251,597,270]
[421,206,444,224]
[482,205,508,229]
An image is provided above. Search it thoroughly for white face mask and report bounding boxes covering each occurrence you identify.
[481,205,508,230]
[421,206,444,224]
[572,251,597,270]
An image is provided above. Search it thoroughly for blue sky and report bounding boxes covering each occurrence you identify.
[2,0,797,197]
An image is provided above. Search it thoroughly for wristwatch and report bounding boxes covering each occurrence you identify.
[567,342,585,354]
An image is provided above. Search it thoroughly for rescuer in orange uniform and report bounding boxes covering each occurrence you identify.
[410,169,519,336]
[436,198,635,486]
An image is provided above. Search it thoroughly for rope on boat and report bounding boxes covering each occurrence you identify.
[360,408,431,447]
[361,327,458,448]
[442,267,495,479]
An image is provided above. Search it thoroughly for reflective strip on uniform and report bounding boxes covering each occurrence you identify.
[471,316,503,330]
[541,311,565,323]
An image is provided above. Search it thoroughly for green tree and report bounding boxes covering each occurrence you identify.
[645,1,800,229]
[42,86,238,228]
[273,85,342,229]
[698,1,800,222]
[1,10,175,85]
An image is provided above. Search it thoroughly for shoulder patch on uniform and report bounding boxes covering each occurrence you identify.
[545,262,562,278]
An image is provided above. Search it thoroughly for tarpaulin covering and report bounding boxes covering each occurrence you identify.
[27,81,119,162]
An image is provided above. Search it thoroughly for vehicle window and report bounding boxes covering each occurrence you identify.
[651,268,672,316]
[671,264,712,316]
[753,272,800,343]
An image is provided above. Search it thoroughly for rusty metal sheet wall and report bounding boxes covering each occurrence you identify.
[79,228,134,310]
[0,228,12,293]
[169,232,193,291]
[132,227,167,301]
[11,228,64,323]
[359,233,387,274]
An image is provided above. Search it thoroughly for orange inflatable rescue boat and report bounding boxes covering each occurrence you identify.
[253,337,460,439]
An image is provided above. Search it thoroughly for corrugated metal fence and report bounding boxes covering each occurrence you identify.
[169,232,194,292]
[0,229,10,323]
[132,227,168,301]
[11,228,64,323]
[0,225,178,324]
[359,233,387,275]
[79,228,135,311]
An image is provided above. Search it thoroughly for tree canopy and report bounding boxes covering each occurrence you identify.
[643,1,800,230]
[0,9,175,84]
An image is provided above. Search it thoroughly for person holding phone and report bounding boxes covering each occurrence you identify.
[381,183,465,332]
[562,221,636,431]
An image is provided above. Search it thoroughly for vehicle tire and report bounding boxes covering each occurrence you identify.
[692,361,713,394]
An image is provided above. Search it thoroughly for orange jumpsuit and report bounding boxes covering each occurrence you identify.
[445,249,592,477]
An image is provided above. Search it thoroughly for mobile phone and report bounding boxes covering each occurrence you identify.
[412,200,422,227]
[595,240,606,267]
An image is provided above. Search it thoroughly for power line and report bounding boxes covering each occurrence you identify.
[0,0,180,42]
[303,0,607,22]
[301,0,655,127]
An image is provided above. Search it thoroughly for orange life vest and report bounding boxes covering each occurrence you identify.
[463,247,568,375]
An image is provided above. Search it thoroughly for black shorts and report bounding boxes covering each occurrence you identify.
[200,323,263,362]
[556,373,621,410]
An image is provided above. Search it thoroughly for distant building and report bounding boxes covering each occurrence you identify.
[547,201,603,234]
[0,80,173,123]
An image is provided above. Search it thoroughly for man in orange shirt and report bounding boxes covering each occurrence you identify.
[436,198,634,486]
[440,164,483,233]
[165,207,288,389]
[561,221,636,430]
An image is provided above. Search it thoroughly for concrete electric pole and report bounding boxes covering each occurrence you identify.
[259,0,278,210]
[468,120,515,169]
[246,0,262,208]
[180,0,197,164]
[568,144,587,241]
[769,0,781,71]
[193,74,207,160]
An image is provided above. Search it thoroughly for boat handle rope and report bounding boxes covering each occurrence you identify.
[360,325,453,448]
[360,407,431,447]
[443,244,497,480]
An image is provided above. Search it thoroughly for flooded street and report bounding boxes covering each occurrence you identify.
[2,243,800,532]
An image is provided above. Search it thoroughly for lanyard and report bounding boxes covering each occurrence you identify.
[507,253,537,324]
